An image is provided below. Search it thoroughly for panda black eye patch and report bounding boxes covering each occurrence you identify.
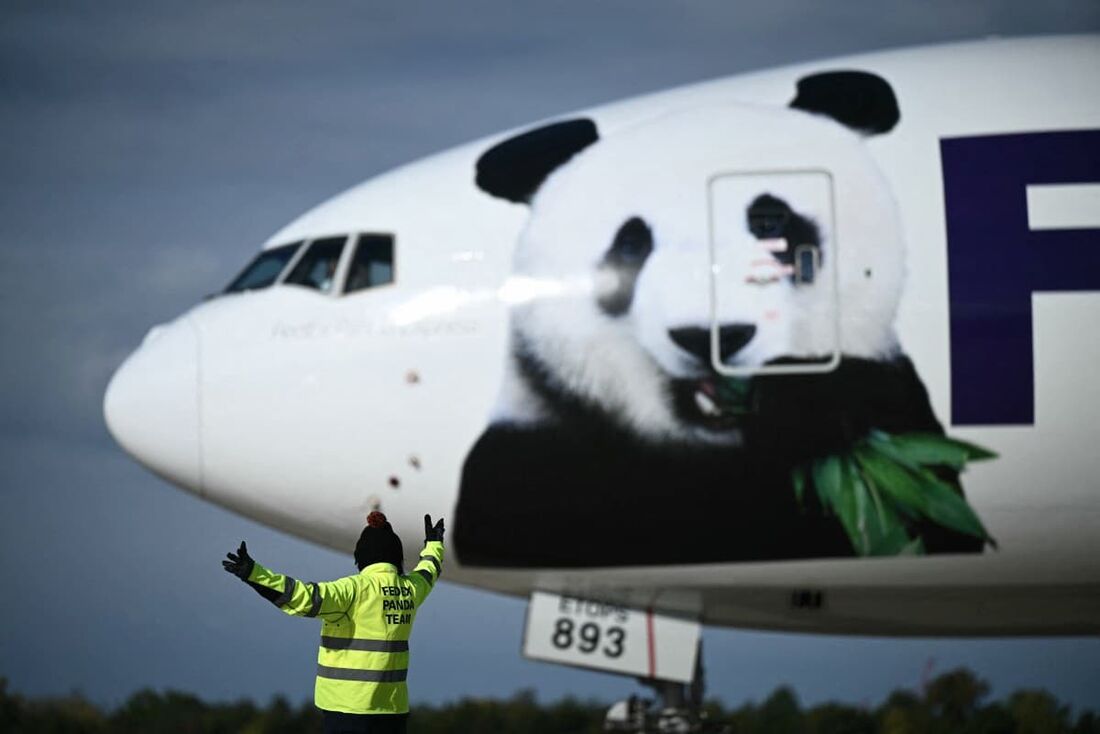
[598,216,653,317]
[746,194,821,282]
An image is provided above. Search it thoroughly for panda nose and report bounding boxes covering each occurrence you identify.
[668,324,757,364]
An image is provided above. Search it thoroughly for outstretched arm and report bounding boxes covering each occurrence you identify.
[223,541,355,619]
[408,515,445,605]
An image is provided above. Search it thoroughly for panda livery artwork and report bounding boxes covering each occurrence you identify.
[453,71,996,568]
[104,36,1098,636]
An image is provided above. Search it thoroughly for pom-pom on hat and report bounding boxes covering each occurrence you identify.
[355,511,404,572]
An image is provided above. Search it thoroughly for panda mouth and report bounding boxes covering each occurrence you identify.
[671,375,749,431]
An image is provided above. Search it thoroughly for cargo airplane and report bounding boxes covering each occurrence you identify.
[105,36,1099,662]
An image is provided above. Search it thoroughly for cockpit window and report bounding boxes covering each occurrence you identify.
[345,234,395,293]
[284,236,348,293]
[224,242,302,293]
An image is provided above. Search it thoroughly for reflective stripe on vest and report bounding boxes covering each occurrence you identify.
[274,576,296,607]
[320,636,409,653]
[317,664,408,683]
[418,554,441,574]
[305,583,323,618]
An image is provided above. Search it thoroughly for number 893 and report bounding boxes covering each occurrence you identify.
[551,618,625,658]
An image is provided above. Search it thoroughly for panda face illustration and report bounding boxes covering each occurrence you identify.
[601,197,821,435]
[476,72,906,444]
[458,72,991,568]
[499,113,899,442]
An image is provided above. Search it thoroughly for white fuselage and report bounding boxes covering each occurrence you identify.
[105,36,1100,635]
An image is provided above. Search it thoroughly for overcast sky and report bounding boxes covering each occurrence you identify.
[1,0,1099,715]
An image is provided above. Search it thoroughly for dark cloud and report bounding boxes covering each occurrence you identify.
[1,0,1098,710]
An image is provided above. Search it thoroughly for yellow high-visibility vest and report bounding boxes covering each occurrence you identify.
[247,540,444,714]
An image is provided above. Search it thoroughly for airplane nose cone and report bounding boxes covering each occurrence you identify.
[104,317,202,493]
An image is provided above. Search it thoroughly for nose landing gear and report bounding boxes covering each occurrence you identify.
[603,643,729,734]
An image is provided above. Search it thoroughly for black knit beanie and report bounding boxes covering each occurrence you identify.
[354,511,404,572]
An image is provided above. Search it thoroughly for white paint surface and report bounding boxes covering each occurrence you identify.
[1027,184,1100,230]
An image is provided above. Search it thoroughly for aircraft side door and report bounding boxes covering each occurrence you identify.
[707,170,840,376]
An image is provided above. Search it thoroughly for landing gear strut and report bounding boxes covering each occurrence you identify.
[603,641,729,733]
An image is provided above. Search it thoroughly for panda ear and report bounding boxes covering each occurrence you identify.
[789,70,900,135]
[475,118,599,203]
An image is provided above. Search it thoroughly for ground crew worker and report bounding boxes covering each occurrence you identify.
[222,511,445,734]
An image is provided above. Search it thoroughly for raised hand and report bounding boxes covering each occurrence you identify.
[424,515,445,543]
[222,541,255,580]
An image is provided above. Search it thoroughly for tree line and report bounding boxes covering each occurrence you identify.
[2,668,1098,733]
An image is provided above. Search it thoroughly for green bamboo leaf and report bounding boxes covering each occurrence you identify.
[912,468,996,544]
[811,454,844,514]
[859,460,889,526]
[831,457,864,555]
[887,432,998,466]
[792,466,807,507]
[791,432,997,557]
[716,378,752,413]
[853,445,929,515]
[887,527,919,554]
[941,435,998,461]
[847,457,872,555]
[848,457,914,556]
[882,433,971,469]
[898,537,926,556]
[864,432,927,473]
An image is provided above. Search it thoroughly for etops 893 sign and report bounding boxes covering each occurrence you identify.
[522,592,701,683]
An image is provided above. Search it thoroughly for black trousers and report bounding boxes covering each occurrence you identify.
[322,710,408,734]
